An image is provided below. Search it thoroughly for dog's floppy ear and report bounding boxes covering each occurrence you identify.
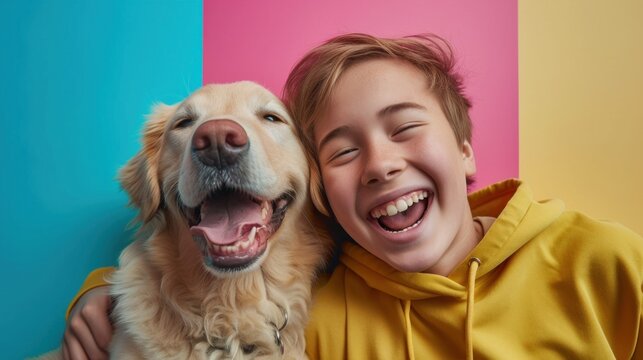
[119,103,177,222]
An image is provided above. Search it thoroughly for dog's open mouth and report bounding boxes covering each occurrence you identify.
[186,188,292,271]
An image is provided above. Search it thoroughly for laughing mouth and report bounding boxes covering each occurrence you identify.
[369,190,431,233]
[184,188,292,272]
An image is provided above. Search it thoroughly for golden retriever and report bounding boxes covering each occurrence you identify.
[39,81,331,359]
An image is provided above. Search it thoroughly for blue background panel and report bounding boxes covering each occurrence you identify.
[0,1,202,358]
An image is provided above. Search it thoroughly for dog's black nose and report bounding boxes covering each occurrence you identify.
[192,119,249,167]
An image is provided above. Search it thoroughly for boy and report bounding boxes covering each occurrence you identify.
[63,34,643,359]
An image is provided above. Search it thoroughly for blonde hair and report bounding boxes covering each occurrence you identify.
[284,33,472,216]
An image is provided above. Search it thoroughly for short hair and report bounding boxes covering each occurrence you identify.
[283,33,472,216]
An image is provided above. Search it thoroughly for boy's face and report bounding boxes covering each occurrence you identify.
[314,58,477,273]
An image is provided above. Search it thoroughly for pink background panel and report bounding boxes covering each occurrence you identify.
[203,0,518,190]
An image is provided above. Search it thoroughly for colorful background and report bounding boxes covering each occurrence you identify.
[2,1,641,358]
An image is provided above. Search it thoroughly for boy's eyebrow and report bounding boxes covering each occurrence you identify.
[317,125,350,152]
[377,102,427,118]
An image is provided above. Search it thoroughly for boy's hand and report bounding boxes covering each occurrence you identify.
[62,286,113,360]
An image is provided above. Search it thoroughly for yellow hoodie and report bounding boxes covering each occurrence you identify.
[305,179,643,359]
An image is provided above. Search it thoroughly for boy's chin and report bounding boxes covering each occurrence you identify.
[386,254,439,273]
[364,239,440,272]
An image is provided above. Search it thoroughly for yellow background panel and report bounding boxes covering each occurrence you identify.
[519,0,643,234]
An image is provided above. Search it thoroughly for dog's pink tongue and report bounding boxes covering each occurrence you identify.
[190,195,263,245]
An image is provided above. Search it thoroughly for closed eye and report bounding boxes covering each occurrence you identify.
[328,147,357,163]
[392,122,424,137]
[173,117,195,129]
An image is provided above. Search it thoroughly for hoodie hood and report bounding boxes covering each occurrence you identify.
[340,179,565,300]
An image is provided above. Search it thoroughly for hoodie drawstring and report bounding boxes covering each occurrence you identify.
[404,258,480,360]
[403,300,416,360]
[466,257,481,360]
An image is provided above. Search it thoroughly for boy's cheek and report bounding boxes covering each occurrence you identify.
[322,177,351,209]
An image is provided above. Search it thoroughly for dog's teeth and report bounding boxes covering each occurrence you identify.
[261,207,268,221]
[248,226,257,243]
[240,229,254,250]
[228,244,238,254]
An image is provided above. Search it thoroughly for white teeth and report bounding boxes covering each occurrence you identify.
[371,191,430,219]
[211,226,258,253]
[240,226,257,250]
[212,243,239,254]
[248,226,257,242]
[261,207,268,221]
[395,199,408,212]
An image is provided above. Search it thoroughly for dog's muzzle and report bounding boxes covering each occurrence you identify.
[183,119,293,274]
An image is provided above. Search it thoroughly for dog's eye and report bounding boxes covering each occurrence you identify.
[174,117,195,129]
[263,114,282,123]
[241,344,256,354]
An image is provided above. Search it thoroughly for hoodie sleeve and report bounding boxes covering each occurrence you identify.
[66,267,115,319]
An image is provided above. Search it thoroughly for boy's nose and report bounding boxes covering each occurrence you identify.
[360,145,405,185]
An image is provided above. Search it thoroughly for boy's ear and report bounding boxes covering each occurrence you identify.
[119,103,177,222]
[462,140,476,178]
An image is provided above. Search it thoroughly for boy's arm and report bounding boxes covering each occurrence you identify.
[63,267,115,360]
[66,267,115,318]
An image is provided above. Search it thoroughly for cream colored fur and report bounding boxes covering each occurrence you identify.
[37,82,331,360]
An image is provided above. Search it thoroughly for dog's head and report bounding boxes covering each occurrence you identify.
[120,82,309,276]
